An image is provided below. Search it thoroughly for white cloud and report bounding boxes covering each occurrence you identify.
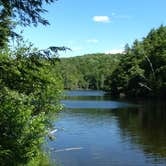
[111,12,116,16]
[86,39,99,43]
[72,47,82,51]
[105,49,124,54]
[93,16,110,23]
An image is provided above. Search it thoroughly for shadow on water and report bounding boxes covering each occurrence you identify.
[113,101,166,159]
[47,90,166,166]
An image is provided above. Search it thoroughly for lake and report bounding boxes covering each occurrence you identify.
[46,90,166,166]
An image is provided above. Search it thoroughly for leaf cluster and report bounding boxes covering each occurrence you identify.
[0,39,63,165]
[109,25,166,97]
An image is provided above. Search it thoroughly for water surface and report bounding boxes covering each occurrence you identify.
[47,90,166,166]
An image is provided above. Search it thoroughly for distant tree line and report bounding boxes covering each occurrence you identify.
[56,53,121,90]
[1,0,166,165]
[59,25,166,98]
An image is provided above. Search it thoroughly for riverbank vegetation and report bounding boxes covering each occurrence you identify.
[109,25,166,97]
[58,25,166,98]
[0,40,64,165]
[0,0,166,165]
[0,0,64,165]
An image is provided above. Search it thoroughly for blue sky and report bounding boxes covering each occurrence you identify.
[22,0,166,57]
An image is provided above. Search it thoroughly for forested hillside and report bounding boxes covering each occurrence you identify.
[57,53,121,90]
[59,25,166,98]
[0,0,166,164]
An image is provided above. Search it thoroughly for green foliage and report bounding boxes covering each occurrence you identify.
[25,152,52,166]
[0,0,57,26]
[57,53,121,90]
[0,88,46,165]
[0,39,63,165]
[0,0,57,48]
[0,1,63,165]
[109,25,166,97]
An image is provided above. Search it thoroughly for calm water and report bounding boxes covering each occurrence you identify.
[47,90,166,166]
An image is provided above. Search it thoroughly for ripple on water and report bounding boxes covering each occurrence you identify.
[61,100,137,109]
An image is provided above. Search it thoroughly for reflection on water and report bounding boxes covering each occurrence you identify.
[47,91,166,166]
[61,100,136,109]
[65,90,106,97]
